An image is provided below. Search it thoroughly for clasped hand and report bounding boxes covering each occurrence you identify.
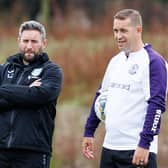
[29,79,42,87]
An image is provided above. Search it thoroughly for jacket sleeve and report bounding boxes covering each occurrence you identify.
[0,64,63,106]
[0,64,13,110]
[139,55,167,149]
[84,89,101,137]
[0,98,13,111]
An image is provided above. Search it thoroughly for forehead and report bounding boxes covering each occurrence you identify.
[113,18,132,29]
[20,30,42,39]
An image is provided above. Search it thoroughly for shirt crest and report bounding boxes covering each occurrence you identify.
[28,68,43,80]
[128,64,139,75]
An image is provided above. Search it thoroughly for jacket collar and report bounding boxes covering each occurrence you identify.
[7,53,49,68]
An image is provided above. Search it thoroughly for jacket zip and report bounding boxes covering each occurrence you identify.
[7,70,25,148]
[7,111,15,147]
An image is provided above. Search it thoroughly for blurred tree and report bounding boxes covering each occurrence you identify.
[50,0,67,25]
[157,0,168,3]
[40,0,50,25]
[0,0,41,24]
[83,0,106,22]
[23,0,41,19]
[0,0,168,31]
[0,0,11,10]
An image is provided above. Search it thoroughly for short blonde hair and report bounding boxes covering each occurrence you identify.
[114,9,142,27]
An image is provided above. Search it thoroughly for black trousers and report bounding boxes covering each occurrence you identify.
[0,148,50,168]
[100,147,157,168]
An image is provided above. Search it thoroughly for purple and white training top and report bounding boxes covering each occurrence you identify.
[84,44,167,154]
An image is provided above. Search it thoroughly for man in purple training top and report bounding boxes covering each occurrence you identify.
[82,9,167,168]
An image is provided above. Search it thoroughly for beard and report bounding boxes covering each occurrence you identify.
[20,48,43,64]
[22,53,39,63]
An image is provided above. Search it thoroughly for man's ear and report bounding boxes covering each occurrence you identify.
[18,37,21,46]
[137,26,142,33]
[42,39,48,49]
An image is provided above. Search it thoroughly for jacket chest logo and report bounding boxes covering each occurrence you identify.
[128,64,139,75]
[7,70,15,79]
[28,68,43,80]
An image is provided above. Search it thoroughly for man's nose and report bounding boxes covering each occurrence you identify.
[26,41,32,49]
[116,32,122,39]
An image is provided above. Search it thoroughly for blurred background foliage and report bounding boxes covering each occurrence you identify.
[0,0,168,168]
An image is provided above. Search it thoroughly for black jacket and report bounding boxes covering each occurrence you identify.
[0,53,62,154]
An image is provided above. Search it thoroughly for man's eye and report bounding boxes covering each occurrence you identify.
[121,29,127,33]
[23,40,29,43]
[31,40,38,43]
[113,29,118,33]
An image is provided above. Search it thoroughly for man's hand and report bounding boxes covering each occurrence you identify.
[132,146,149,166]
[82,137,95,159]
[29,79,42,87]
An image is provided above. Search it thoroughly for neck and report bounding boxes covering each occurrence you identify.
[23,60,29,65]
[124,40,144,57]
[131,40,144,52]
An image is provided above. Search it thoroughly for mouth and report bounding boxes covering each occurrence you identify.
[25,51,34,55]
[117,40,127,48]
[118,40,125,44]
